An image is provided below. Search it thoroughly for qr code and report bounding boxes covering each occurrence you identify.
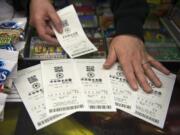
[86,66,95,72]
[27,75,38,84]
[62,20,69,27]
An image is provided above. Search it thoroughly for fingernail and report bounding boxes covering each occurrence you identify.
[133,84,138,91]
[166,70,170,75]
[59,27,63,33]
[156,81,162,88]
[103,62,110,69]
[146,88,153,93]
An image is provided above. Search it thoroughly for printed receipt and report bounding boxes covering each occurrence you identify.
[53,5,97,58]
[74,59,116,112]
[14,65,72,130]
[41,59,87,114]
[110,63,176,128]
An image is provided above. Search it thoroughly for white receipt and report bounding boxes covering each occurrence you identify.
[41,59,87,114]
[110,63,176,128]
[14,65,72,130]
[74,59,116,112]
[109,64,136,113]
[0,93,7,113]
[53,5,97,58]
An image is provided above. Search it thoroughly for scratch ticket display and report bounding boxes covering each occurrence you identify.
[0,29,23,45]
[79,15,98,28]
[30,37,67,59]
[53,5,97,58]
[41,59,87,114]
[110,63,176,128]
[14,65,73,130]
[74,59,116,112]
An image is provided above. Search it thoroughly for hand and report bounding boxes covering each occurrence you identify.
[104,35,170,93]
[29,0,62,44]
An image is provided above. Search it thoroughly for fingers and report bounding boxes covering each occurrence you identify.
[48,8,63,33]
[142,61,161,87]
[119,57,138,91]
[103,45,117,69]
[36,20,58,44]
[133,59,153,92]
[46,26,55,36]
[150,59,170,75]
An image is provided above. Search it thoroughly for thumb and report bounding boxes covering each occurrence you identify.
[103,45,117,69]
[48,9,63,33]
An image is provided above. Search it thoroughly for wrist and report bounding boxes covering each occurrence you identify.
[115,34,144,43]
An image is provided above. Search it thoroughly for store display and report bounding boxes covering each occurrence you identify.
[29,37,67,59]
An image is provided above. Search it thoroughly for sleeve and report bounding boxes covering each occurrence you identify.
[110,0,149,41]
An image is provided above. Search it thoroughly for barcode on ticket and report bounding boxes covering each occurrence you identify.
[89,105,112,109]
[115,103,131,109]
[37,114,62,126]
[135,111,159,124]
[49,105,84,113]
[71,48,94,57]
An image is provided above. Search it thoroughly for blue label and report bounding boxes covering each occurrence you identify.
[0,68,10,84]
[0,21,19,29]
[0,61,4,67]
[0,44,15,51]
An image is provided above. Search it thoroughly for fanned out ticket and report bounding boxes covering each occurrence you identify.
[41,59,88,114]
[74,59,116,112]
[0,110,4,121]
[53,5,97,58]
[109,63,176,128]
[14,65,73,130]
[0,93,7,114]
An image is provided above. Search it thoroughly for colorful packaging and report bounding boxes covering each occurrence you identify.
[0,21,20,29]
[30,37,67,59]
[0,59,16,86]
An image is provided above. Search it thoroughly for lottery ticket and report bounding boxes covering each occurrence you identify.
[41,59,88,114]
[14,65,73,130]
[53,5,97,58]
[74,59,116,112]
[109,64,137,113]
[0,93,7,115]
[109,63,176,128]
[0,110,4,121]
